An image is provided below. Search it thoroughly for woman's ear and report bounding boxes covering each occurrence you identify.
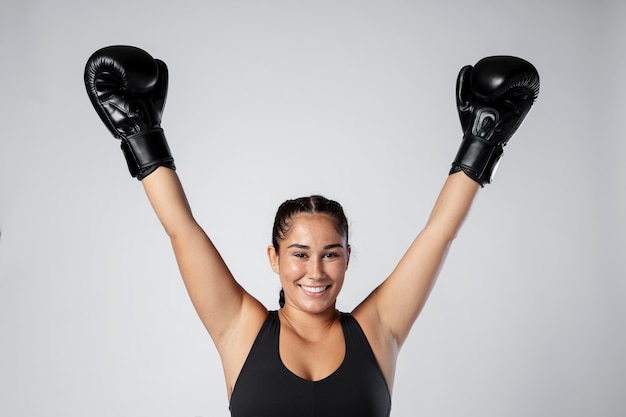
[346,244,351,270]
[267,245,279,273]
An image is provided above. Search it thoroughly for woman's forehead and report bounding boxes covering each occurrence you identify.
[283,213,346,241]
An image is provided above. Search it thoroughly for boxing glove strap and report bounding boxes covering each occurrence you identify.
[449,135,503,186]
[120,128,176,179]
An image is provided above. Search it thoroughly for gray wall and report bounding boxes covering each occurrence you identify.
[1,1,624,416]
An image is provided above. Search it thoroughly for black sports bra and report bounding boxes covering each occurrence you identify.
[229,310,391,417]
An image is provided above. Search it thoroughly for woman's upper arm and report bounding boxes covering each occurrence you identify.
[169,222,263,339]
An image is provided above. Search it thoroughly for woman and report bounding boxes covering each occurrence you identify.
[84,46,539,416]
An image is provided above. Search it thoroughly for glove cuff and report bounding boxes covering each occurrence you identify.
[120,128,176,180]
[449,134,503,186]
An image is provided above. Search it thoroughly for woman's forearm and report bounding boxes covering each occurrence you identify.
[424,171,480,242]
[141,166,196,238]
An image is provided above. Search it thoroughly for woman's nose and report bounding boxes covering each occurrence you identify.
[308,257,324,279]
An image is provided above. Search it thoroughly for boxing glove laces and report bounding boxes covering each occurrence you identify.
[84,45,175,180]
[450,56,540,186]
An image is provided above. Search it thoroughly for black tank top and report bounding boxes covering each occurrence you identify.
[229,310,391,417]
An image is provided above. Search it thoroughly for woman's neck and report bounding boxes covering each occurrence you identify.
[278,305,339,342]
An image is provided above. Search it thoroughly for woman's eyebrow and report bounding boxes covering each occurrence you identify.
[324,244,344,250]
[287,243,309,249]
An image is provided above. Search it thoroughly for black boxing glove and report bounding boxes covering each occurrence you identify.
[84,45,175,180]
[450,56,540,186]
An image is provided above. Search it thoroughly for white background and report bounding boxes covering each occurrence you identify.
[1,1,625,416]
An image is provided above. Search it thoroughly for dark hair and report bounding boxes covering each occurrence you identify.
[272,195,349,307]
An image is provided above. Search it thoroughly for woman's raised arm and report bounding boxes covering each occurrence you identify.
[84,45,267,353]
[355,56,540,349]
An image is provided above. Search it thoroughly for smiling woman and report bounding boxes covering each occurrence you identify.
[83,45,539,417]
[269,195,350,309]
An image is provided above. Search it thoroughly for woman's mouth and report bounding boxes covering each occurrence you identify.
[300,285,329,295]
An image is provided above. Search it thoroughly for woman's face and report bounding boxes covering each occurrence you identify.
[269,213,350,314]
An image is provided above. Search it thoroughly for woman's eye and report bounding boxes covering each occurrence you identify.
[294,253,307,258]
[324,252,338,258]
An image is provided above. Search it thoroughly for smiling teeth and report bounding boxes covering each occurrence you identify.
[301,285,328,293]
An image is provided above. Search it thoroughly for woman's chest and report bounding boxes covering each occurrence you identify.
[278,320,346,381]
